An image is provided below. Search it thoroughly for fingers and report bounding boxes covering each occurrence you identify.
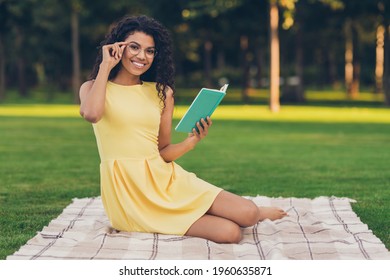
[102,41,128,61]
[206,116,212,127]
[110,43,122,60]
[120,43,127,53]
[192,117,212,139]
[200,116,212,134]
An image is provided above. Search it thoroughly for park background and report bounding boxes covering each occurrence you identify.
[0,0,389,259]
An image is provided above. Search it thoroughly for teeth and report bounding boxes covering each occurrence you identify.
[132,61,145,68]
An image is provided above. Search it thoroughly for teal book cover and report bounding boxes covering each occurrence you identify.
[175,84,228,133]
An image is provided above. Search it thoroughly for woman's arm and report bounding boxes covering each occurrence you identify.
[158,88,212,162]
[79,66,110,123]
[79,42,127,123]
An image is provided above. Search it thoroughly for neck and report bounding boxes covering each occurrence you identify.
[112,72,142,86]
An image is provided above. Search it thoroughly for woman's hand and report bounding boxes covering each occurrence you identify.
[158,116,213,162]
[79,41,128,123]
[100,42,128,70]
[186,117,213,147]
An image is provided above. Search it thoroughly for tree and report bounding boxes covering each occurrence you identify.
[0,35,4,101]
[176,0,280,106]
[384,22,390,105]
[221,0,268,103]
[377,0,390,105]
[338,0,388,99]
[375,24,385,94]
[5,0,37,97]
[0,0,387,107]
[70,0,81,103]
[278,0,346,103]
[0,0,7,101]
[269,0,280,112]
[71,0,81,104]
[179,0,247,88]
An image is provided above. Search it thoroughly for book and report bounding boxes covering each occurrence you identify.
[175,84,229,133]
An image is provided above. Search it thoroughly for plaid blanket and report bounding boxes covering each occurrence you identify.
[7,196,390,260]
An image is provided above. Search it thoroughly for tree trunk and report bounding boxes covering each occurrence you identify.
[350,23,360,99]
[71,9,81,104]
[375,25,385,93]
[282,24,305,103]
[384,24,390,106]
[15,29,27,97]
[17,59,27,97]
[344,20,360,99]
[344,19,353,97]
[204,40,213,88]
[327,50,338,89]
[295,25,305,102]
[0,34,5,101]
[269,0,280,112]
[217,50,225,70]
[241,35,250,103]
[255,41,263,88]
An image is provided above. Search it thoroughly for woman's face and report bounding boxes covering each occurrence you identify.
[121,31,156,77]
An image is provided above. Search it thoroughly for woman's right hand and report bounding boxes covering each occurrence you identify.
[79,41,127,123]
[100,42,128,70]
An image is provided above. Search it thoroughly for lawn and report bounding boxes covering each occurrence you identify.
[0,104,389,259]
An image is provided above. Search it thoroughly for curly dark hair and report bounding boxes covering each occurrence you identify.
[89,15,175,104]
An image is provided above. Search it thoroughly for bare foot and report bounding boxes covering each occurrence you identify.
[258,206,287,221]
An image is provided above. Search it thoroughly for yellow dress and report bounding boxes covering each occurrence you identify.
[92,81,222,235]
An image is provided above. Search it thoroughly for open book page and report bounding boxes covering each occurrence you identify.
[220,84,229,92]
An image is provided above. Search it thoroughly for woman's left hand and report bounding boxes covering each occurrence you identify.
[187,116,212,145]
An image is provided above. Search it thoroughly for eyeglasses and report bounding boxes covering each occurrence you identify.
[127,43,158,58]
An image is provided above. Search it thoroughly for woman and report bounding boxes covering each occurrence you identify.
[79,15,286,244]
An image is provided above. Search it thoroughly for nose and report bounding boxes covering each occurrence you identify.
[136,49,146,60]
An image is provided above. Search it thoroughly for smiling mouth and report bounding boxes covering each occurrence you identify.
[132,61,146,68]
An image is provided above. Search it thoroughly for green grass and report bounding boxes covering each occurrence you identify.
[0,104,389,259]
[1,86,387,107]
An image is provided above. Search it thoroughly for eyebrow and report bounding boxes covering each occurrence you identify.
[128,41,156,49]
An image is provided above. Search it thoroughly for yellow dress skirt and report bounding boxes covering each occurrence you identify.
[92,81,222,235]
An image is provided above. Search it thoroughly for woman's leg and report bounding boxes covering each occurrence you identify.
[185,191,287,244]
[207,191,287,227]
[185,214,242,243]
